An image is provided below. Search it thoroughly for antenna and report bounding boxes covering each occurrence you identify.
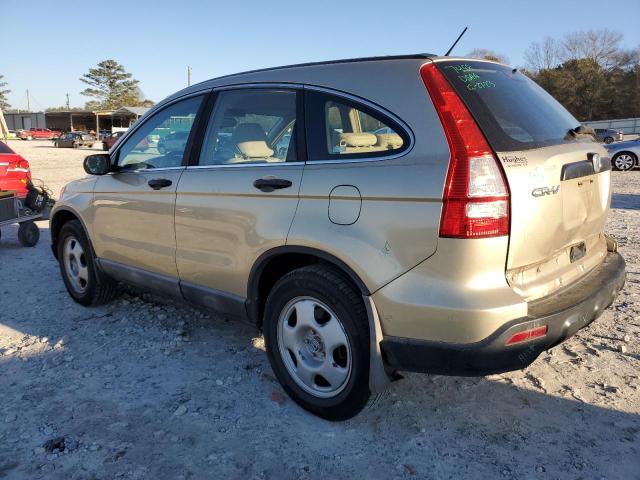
[444,26,468,56]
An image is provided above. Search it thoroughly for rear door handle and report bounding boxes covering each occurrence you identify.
[148,178,173,190]
[253,178,292,192]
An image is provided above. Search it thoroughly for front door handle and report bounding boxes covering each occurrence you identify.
[148,178,173,190]
[253,178,292,192]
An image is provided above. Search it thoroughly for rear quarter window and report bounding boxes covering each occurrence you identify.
[437,61,591,151]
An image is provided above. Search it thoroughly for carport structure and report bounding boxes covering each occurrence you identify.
[111,107,150,128]
[44,107,150,133]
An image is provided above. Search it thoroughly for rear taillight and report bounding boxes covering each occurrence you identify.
[7,159,30,172]
[420,63,510,238]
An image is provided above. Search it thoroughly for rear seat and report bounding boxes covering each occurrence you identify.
[338,132,403,153]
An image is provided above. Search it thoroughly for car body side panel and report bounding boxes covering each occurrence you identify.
[51,176,99,239]
[372,237,527,343]
[175,165,304,298]
[288,156,445,292]
[91,170,184,278]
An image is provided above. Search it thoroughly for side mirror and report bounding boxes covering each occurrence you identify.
[83,154,111,176]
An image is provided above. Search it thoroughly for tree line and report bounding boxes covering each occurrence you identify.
[468,29,640,121]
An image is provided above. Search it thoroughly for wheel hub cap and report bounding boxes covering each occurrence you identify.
[304,331,325,358]
[63,236,89,293]
[277,297,352,398]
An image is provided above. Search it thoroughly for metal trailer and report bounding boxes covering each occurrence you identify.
[0,195,42,247]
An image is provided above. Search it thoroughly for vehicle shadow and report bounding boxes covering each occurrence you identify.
[0,224,638,479]
[611,193,640,210]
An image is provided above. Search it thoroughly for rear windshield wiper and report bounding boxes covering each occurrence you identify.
[565,125,595,140]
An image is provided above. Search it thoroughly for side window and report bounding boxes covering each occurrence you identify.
[199,90,297,166]
[307,91,408,160]
[116,95,203,170]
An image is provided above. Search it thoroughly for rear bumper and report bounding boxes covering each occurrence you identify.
[381,252,626,376]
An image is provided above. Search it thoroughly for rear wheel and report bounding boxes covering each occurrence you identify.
[18,221,39,247]
[263,265,371,420]
[57,220,118,306]
[612,152,636,171]
[604,136,614,144]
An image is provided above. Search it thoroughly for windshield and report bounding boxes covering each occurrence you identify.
[437,60,590,151]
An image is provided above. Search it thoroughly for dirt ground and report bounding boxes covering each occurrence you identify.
[1,140,638,479]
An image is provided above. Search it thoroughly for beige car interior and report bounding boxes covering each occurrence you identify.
[328,105,404,154]
[227,123,283,164]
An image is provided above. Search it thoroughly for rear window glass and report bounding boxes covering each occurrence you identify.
[0,142,13,154]
[437,61,590,151]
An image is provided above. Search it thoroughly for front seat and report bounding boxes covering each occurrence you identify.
[228,123,281,163]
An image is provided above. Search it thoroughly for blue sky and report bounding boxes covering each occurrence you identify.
[2,0,639,109]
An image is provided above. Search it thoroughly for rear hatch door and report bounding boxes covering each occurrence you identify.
[437,60,611,300]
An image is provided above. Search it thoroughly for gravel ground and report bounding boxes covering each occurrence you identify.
[1,140,639,479]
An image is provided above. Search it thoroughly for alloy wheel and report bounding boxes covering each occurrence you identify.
[614,154,634,171]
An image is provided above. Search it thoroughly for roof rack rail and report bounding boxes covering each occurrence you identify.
[193,53,437,87]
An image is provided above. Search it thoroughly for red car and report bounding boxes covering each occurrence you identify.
[0,142,31,197]
[102,130,126,151]
[18,128,62,140]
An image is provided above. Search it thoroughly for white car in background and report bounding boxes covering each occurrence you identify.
[604,137,640,171]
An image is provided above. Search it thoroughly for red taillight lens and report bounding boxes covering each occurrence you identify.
[505,326,548,346]
[7,157,30,173]
[420,63,510,238]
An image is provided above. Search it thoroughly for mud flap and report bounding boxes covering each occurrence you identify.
[364,295,392,393]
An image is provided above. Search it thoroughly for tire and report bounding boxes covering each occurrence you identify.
[17,221,39,247]
[612,152,636,171]
[157,144,166,155]
[57,219,118,306]
[88,143,94,148]
[72,142,78,149]
[263,265,371,420]
[603,136,614,144]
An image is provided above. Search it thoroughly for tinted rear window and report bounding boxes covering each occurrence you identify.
[437,61,589,151]
[0,142,13,154]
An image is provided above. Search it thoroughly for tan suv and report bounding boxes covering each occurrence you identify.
[50,55,626,420]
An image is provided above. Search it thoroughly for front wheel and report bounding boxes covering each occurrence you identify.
[612,152,636,171]
[57,220,118,306]
[263,265,371,420]
[604,136,614,144]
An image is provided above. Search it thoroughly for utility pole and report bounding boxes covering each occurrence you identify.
[65,93,70,110]
[26,89,30,111]
[187,66,192,87]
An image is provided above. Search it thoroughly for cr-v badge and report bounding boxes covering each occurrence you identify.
[531,185,560,197]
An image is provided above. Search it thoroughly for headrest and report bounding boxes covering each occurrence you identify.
[232,123,267,144]
[237,140,274,158]
[375,133,403,149]
[339,132,377,148]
